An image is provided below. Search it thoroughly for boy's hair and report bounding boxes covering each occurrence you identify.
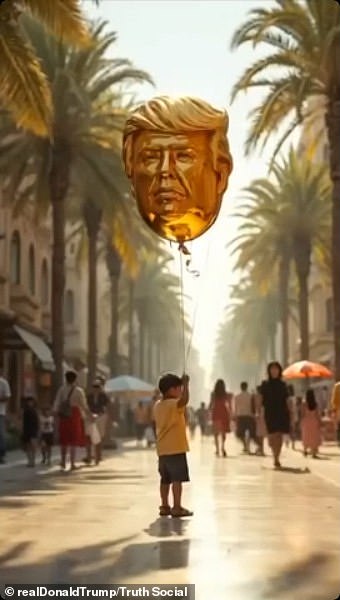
[241,381,248,391]
[65,370,77,385]
[159,373,183,396]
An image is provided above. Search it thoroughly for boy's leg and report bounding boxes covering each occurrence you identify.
[169,454,193,518]
[160,483,170,507]
[172,481,182,509]
[158,456,171,515]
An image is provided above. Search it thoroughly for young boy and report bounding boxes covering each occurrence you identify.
[153,373,193,518]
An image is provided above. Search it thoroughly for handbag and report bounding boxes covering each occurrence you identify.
[88,421,101,445]
[58,386,75,418]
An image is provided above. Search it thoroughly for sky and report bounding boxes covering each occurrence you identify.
[83,0,280,383]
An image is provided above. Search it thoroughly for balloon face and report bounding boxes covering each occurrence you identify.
[130,130,224,243]
[122,96,233,243]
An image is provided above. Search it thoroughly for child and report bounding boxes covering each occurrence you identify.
[22,396,39,467]
[153,373,193,518]
[40,406,54,465]
[301,389,322,458]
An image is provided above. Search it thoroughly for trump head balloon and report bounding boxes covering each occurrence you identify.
[122,96,233,244]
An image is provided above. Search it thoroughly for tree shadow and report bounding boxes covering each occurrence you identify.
[259,552,338,598]
[0,464,145,500]
[0,536,190,584]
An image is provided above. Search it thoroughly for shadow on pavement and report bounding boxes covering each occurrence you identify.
[0,537,190,584]
[145,517,190,538]
[0,463,146,500]
[261,466,310,474]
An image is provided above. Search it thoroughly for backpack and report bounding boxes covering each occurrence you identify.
[58,386,75,418]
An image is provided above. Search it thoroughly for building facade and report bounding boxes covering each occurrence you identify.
[0,192,54,412]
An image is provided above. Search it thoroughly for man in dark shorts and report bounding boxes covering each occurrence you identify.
[153,373,193,518]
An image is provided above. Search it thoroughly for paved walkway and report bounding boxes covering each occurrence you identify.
[0,438,339,600]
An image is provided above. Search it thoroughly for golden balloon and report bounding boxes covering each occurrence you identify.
[122,96,233,244]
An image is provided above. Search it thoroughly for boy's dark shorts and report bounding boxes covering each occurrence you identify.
[158,453,189,484]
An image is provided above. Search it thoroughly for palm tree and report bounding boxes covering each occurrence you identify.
[232,150,331,360]
[230,0,340,376]
[214,305,270,389]
[0,0,91,136]
[226,279,281,364]
[103,202,161,377]
[231,178,292,365]
[119,251,189,379]
[0,18,152,388]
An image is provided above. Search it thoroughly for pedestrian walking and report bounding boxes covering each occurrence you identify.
[85,379,109,465]
[153,373,193,518]
[134,401,148,446]
[254,386,266,456]
[233,382,257,454]
[54,370,93,471]
[290,396,303,450]
[40,405,54,465]
[301,389,322,458]
[21,396,39,467]
[196,402,208,437]
[260,362,290,469]
[210,379,232,457]
[0,367,11,465]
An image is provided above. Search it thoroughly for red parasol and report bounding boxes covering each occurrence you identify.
[283,360,333,380]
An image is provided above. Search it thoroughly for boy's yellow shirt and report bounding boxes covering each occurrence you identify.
[153,397,189,456]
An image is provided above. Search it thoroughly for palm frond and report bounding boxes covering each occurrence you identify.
[0,15,52,136]
[23,0,91,47]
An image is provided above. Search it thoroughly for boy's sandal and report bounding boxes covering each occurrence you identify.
[171,507,193,518]
[159,505,171,516]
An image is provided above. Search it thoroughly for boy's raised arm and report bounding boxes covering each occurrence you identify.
[177,374,190,408]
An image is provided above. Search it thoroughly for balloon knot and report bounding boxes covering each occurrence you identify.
[178,242,191,256]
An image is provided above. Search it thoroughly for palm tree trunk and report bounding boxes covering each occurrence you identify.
[139,319,145,379]
[157,338,161,375]
[269,332,276,361]
[106,246,121,377]
[326,96,340,380]
[297,273,310,360]
[278,255,290,365]
[83,200,102,389]
[147,334,153,382]
[49,143,70,391]
[87,229,98,388]
[128,280,135,374]
[294,240,311,360]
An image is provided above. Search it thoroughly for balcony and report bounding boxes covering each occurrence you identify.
[10,284,40,325]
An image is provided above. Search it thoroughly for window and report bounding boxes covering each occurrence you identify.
[326,298,333,333]
[41,259,49,306]
[10,231,21,284]
[28,244,35,295]
[65,289,75,324]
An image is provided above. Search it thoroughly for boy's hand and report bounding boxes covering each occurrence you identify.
[182,374,190,385]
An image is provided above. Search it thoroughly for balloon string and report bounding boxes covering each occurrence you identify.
[185,235,213,365]
[179,249,186,374]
